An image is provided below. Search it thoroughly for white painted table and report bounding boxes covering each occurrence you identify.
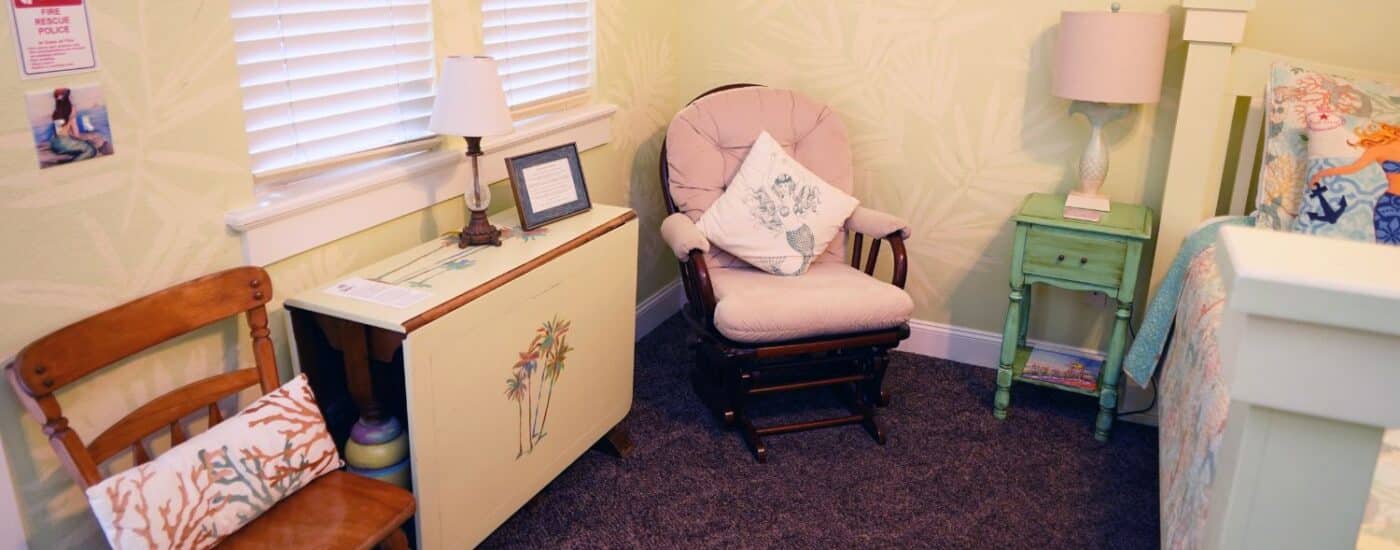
[286,205,639,548]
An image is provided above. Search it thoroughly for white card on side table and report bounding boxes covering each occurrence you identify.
[323,277,430,309]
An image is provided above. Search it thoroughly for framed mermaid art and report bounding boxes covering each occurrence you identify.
[25,83,114,169]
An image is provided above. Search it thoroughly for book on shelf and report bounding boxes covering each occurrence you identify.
[1021,348,1102,391]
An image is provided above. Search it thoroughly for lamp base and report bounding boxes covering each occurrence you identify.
[458,208,502,248]
[1066,191,1111,212]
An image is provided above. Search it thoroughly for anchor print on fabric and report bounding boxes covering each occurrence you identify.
[1306,183,1349,224]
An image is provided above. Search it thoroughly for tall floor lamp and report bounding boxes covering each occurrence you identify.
[429,56,515,247]
[1053,4,1169,214]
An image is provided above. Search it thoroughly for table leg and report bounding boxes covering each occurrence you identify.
[318,317,411,487]
[994,285,1024,420]
[1095,302,1131,441]
[594,423,635,458]
[1017,284,1032,348]
[334,321,383,421]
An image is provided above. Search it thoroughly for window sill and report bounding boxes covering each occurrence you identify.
[225,103,618,266]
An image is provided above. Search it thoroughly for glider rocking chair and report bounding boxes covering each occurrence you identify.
[659,84,914,462]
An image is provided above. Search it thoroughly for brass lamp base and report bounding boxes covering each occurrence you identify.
[458,208,502,248]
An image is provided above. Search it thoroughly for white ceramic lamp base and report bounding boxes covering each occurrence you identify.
[1065,101,1130,213]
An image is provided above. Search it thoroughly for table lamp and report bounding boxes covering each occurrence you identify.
[429,55,515,247]
[1052,3,1169,214]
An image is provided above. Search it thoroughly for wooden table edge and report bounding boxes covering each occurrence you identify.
[401,209,637,333]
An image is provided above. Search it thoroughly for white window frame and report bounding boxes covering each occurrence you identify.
[225,1,613,266]
[227,104,618,266]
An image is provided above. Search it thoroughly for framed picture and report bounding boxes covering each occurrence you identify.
[505,143,592,230]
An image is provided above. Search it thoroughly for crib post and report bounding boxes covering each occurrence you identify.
[1207,227,1400,549]
[1148,0,1254,298]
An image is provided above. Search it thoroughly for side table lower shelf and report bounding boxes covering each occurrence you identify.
[1007,346,1101,398]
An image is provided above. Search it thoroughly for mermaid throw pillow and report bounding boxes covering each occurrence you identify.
[1294,113,1400,245]
[697,131,860,276]
[1257,62,1400,231]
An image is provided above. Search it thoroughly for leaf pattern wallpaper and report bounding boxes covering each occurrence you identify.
[673,0,1184,339]
[0,0,1387,546]
[0,1,677,545]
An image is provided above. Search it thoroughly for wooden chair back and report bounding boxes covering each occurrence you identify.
[5,266,279,489]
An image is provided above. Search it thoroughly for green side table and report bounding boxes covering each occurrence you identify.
[993,193,1154,441]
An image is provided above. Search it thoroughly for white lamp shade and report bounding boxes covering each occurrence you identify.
[1052,11,1170,104]
[429,56,514,138]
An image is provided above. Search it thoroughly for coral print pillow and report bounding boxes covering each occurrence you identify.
[697,130,860,276]
[1257,62,1400,231]
[1293,114,1400,244]
[85,374,342,550]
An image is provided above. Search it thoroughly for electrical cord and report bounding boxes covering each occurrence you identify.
[1116,320,1172,418]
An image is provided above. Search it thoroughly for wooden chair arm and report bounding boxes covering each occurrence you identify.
[851,231,909,289]
[887,233,908,289]
[687,250,718,322]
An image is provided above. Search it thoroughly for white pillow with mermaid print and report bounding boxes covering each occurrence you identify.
[1296,113,1400,245]
[1257,62,1400,231]
[697,130,860,276]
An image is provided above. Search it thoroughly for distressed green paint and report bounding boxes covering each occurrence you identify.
[1022,227,1128,288]
[1014,193,1153,239]
[994,194,1154,441]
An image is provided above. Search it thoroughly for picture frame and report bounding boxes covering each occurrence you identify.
[504,143,592,230]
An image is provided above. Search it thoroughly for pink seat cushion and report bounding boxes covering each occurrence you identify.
[709,263,914,343]
[665,87,854,267]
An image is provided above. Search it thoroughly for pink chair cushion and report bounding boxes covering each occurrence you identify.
[709,263,914,343]
[665,87,854,267]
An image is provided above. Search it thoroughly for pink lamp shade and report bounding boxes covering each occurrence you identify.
[429,56,514,138]
[1052,11,1170,104]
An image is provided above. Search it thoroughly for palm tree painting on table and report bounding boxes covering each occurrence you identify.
[504,371,529,458]
[504,316,574,459]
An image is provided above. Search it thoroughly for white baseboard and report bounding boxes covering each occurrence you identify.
[896,318,1104,368]
[635,279,685,342]
[896,319,1158,426]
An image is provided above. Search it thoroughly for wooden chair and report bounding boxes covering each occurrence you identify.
[659,84,912,462]
[5,266,415,549]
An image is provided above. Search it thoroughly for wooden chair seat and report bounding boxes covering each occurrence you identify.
[221,471,414,550]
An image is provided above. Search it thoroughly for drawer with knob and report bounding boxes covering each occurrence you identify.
[1021,226,1127,288]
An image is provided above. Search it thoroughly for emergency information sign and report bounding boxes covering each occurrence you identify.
[9,0,97,79]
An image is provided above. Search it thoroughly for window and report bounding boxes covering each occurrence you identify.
[482,0,593,113]
[231,0,436,176]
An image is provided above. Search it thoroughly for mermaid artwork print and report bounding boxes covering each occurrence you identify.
[49,88,98,162]
[26,85,115,169]
[1310,120,1400,245]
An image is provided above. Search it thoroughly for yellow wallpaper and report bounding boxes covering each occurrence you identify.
[673,0,1186,341]
[1244,0,1400,74]
[0,0,677,546]
[4,0,1390,546]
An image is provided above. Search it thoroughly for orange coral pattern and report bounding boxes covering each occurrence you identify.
[85,375,342,550]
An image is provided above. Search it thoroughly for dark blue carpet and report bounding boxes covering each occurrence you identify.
[480,315,1158,549]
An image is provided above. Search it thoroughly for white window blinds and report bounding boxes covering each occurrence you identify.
[231,0,436,175]
[482,0,593,111]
